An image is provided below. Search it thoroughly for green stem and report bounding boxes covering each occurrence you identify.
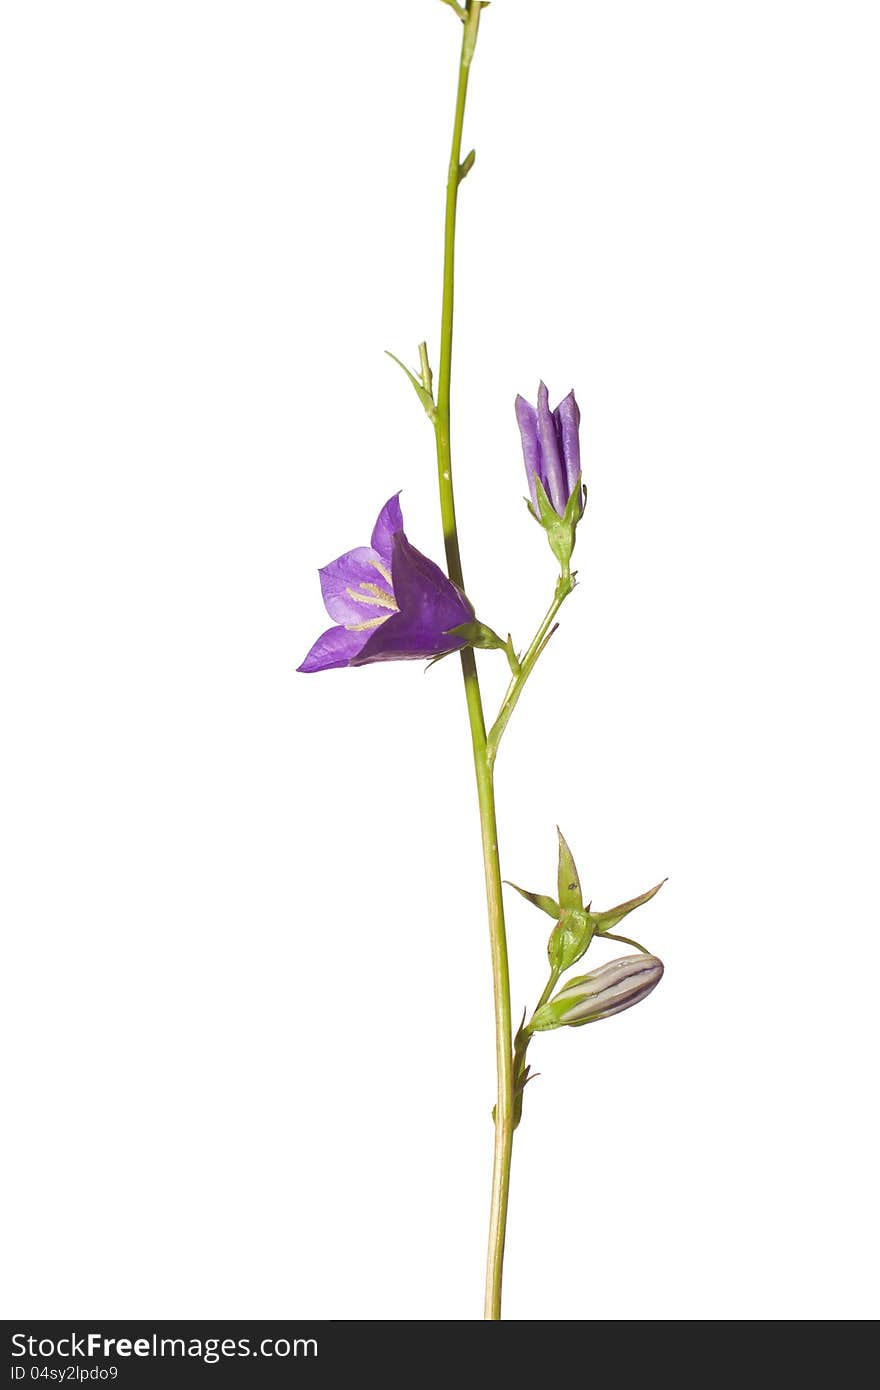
[532,968,561,1018]
[431,2,513,1322]
[511,967,560,1129]
[488,572,575,765]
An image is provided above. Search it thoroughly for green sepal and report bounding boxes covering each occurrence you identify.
[547,907,595,974]
[384,349,436,422]
[447,619,508,652]
[505,881,560,919]
[588,879,666,935]
[529,995,575,1033]
[423,650,457,672]
[530,475,587,571]
[531,969,602,1032]
[556,826,583,912]
[533,474,558,528]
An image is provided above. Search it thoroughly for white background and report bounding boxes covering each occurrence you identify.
[2,0,878,1321]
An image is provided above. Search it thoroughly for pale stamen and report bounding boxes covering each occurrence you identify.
[344,578,398,633]
[346,614,390,632]
[346,581,397,611]
[369,558,394,586]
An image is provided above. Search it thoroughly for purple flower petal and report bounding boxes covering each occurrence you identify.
[514,395,540,508]
[370,493,404,567]
[536,381,567,513]
[297,624,369,673]
[319,546,397,628]
[553,390,581,501]
[389,531,474,634]
[352,532,474,665]
[531,378,567,514]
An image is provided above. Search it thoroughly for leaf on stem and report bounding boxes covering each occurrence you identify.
[384,349,436,421]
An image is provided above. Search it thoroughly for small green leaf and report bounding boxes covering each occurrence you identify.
[459,148,476,181]
[556,827,583,912]
[505,881,560,919]
[589,879,667,934]
[384,349,436,421]
[418,341,433,396]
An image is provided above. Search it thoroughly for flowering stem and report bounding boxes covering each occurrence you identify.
[487,572,576,765]
[431,1,514,1321]
[532,968,562,1019]
[511,968,559,1130]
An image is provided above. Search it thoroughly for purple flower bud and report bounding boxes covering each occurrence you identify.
[298,495,475,673]
[515,382,582,516]
[530,954,664,1032]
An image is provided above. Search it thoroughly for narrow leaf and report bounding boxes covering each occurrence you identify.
[384,349,436,420]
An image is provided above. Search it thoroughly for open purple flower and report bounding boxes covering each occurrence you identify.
[515,382,581,516]
[298,494,475,673]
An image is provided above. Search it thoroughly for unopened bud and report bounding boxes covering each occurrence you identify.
[530,954,664,1032]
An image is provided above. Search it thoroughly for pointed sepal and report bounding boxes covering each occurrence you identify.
[588,879,667,935]
[530,475,586,572]
[446,619,508,652]
[556,826,583,912]
[505,881,560,919]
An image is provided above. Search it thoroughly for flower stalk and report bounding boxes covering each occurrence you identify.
[428,0,515,1322]
[488,570,575,766]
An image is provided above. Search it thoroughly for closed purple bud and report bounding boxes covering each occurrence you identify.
[530,955,664,1032]
[515,382,582,517]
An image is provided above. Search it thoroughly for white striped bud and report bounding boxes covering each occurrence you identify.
[530,954,664,1032]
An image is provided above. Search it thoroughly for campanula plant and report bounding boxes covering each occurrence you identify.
[298,2,666,1320]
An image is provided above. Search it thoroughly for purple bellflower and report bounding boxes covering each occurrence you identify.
[514,383,586,570]
[515,382,581,516]
[298,494,475,673]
